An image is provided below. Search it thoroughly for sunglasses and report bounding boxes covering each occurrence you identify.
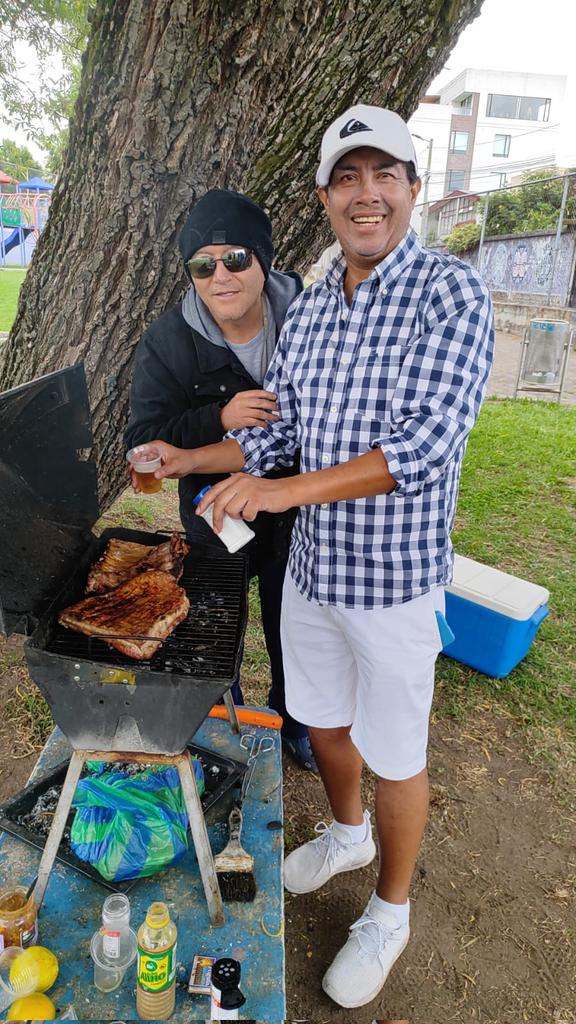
[187,247,254,279]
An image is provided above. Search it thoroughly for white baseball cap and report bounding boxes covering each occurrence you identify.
[316,104,418,187]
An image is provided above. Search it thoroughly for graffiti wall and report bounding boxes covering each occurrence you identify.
[473,231,576,305]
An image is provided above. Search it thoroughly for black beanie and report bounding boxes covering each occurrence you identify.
[179,189,274,279]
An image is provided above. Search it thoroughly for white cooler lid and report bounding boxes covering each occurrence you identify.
[447,555,550,620]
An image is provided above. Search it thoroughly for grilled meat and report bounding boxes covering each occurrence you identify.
[86,533,190,594]
[59,570,190,660]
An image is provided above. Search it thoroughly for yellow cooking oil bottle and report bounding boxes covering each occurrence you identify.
[136,901,177,1019]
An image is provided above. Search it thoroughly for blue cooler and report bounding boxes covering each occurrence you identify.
[443,555,550,678]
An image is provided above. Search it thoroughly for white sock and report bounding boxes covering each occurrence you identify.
[371,892,410,926]
[334,813,368,843]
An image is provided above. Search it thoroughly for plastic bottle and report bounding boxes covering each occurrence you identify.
[209,958,246,1020]
[101,893,131,961]
[136,902,177,1020]
[90,893,137,994]
[193,486,255,553]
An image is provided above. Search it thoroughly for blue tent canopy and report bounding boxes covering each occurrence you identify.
[17,176,54,192]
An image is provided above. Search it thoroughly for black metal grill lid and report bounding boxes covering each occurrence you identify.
[0,363,99,636]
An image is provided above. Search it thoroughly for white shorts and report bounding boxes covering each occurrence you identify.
[280,573,445,781]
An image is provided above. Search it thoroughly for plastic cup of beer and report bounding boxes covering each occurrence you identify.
[127,447,163,494]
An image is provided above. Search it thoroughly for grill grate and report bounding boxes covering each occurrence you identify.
[45,556,247,679]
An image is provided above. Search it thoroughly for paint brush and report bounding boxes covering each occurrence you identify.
[214,805,256,902]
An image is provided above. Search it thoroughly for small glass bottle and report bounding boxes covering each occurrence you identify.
[193,486,255,553]
[0,885,38,949]
[136,901,177,1020]
[209,958,246,1020]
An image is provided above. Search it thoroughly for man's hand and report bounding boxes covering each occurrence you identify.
[220,390,279,431]
[129,441,201,481]
[196,473,293,532]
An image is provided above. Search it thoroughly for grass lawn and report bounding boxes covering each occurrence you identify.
[434,397,576,764]
[0,268,27,331]
[244,397,576,768]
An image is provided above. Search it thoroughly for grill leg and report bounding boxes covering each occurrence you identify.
[223,689,240,734]
[177,751,224,927]
[33,750,85,912]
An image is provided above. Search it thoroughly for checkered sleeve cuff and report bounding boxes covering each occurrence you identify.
[373,436,426,496]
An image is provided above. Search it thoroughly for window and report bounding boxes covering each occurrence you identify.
[486,93,551,121]
[491,172,508,188]
[456,94,473,114]
[486,94,517,118]
[493,134,511,157]
[450,130,469,153]
[519,96,550,121]
[447,169,466,191]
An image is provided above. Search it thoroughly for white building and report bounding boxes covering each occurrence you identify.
[409,68,567,240]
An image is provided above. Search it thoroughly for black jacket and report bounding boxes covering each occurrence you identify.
[124,287,301,563]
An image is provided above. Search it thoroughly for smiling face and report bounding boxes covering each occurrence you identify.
[317,147,421,271]
[191,244,265,336]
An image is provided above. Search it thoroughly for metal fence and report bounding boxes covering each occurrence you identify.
[418,171,576,307]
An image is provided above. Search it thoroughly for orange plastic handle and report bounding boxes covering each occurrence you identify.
[208,705,283,730]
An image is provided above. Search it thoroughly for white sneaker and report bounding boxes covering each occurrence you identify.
[322,894,410,1008]
[283,811,376,894]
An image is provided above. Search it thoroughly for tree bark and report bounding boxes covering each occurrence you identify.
[0,0,483,508]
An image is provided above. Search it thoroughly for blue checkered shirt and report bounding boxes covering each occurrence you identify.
[229,228,494,608]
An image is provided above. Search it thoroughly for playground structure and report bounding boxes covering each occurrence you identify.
[0,187,52,267]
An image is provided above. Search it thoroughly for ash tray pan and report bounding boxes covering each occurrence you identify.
[0,742,245,893]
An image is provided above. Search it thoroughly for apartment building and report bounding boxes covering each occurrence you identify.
[409,68,567,239]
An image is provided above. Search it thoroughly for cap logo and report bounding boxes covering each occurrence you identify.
[339,118,372,139]
[211,229,226,243]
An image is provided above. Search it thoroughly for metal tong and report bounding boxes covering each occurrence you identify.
[239,731,275,801]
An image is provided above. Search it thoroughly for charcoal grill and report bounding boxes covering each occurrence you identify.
[27,529,247,754]
[0,365,249,925]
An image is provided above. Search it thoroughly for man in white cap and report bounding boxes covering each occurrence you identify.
[139,104,494,1008]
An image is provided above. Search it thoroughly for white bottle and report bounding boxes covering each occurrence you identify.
[193,486,255,553]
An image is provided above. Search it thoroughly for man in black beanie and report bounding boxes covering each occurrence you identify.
[125,189,317,771]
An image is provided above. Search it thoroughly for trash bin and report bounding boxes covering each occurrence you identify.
[515,319,573,400]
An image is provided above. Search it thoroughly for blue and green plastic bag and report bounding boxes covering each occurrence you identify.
[70,760,204,881]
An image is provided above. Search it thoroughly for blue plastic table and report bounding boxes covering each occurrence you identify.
[0,712,285,1022]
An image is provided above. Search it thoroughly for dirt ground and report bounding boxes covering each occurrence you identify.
[282,709,576,1023]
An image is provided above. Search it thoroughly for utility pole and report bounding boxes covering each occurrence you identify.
[413,134,433,243]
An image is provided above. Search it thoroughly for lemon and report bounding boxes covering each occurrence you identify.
[6,992,56,1020]
[9,945,59,993]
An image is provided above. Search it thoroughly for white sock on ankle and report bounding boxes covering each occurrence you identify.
[334,815,368,843]
[371,892,410,926]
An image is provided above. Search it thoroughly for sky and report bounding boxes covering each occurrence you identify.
[428,0,574,92]
[1,0,575,170]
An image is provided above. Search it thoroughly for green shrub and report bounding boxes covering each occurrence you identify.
[444,222,481,255]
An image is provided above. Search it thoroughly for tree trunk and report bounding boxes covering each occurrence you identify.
[0,0,483,508]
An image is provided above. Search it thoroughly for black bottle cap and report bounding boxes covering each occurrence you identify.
[212,957,241,991]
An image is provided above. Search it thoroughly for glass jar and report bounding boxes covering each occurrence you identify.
[0,886,38,949]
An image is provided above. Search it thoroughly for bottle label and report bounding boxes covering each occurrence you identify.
[102,929,120,959]
[210,981,244,1019]
[20,919,38,948]
[137,943,176,992]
